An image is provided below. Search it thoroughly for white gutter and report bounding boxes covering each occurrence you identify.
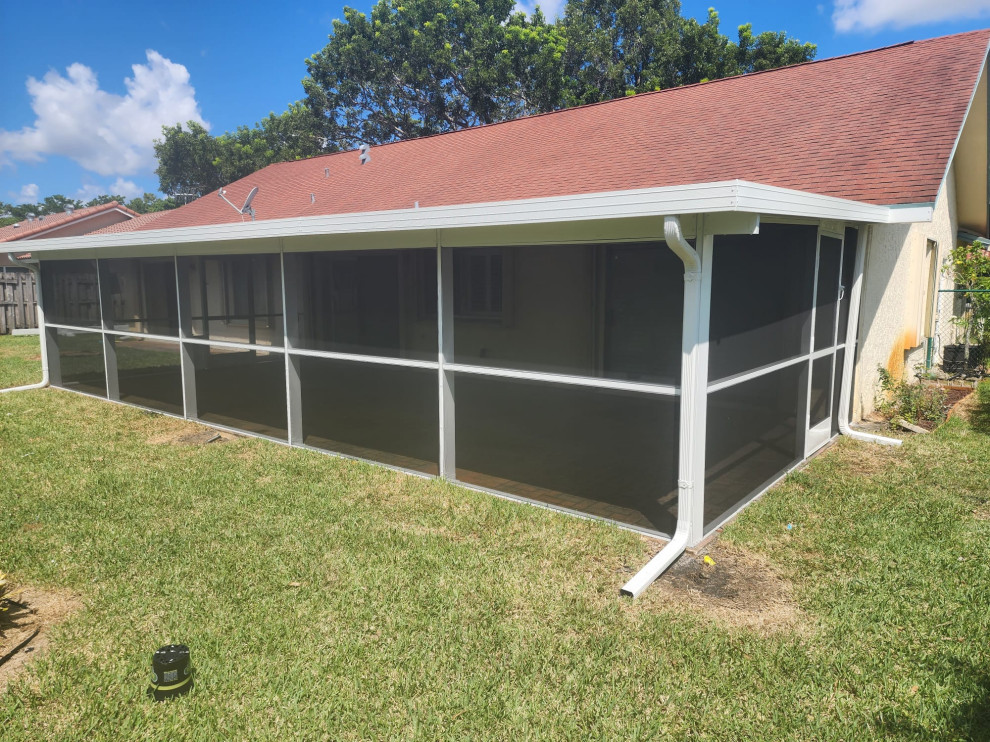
[15,180,932,257]
[838,227,902,446]
[0,253,49,394]
[621,215,702,598]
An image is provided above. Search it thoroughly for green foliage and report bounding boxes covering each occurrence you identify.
[302,1,815,142]
[153,104,322,198]
[302,0,565,147]
[0,191,181,226]
[0,195,83,221]
[876,366,948,425]
[944,240,990,345]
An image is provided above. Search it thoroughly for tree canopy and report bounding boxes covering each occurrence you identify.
[0,192,175,228]
[301,1,816,138]
[153,104,321,199]
[149,1,817,202]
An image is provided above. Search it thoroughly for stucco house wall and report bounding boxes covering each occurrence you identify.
[853,164,959,418]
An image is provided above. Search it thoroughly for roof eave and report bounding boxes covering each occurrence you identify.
[17,180,933,254]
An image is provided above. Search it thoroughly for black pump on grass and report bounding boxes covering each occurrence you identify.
[148,644,193,701]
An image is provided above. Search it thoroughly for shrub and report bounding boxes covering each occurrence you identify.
[876,367,948,424]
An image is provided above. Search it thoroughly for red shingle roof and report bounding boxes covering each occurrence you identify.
[110,29,990,236]
[88,210,170,235]
[0,202,138,242]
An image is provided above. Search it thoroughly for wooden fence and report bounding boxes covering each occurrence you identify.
[1,267,38,334]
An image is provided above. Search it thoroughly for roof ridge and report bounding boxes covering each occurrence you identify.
[257,27,988,172]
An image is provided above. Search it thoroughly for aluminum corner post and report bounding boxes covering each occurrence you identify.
[838,226,902,447]
[0,253,50,394]
[622,215,709,598]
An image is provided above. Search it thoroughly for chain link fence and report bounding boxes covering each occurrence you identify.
[930,289,989,376]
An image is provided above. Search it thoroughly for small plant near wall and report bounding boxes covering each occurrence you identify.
[876,367,948,426]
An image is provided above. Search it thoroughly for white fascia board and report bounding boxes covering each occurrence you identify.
[17,179,929,255]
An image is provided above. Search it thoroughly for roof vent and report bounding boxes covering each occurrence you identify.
[359,143,370,165]
[26,213,35,222]
[324,167,330,178]
[12,223,19,229]
[310,193,316,204]
[65,204,74,214]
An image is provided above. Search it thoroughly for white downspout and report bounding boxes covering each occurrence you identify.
[622,215,703,598]
[838,227,901,447]
[0,253,49,394]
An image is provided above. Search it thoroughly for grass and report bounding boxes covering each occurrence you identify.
[1,334,989,740]
[0,335,43,388]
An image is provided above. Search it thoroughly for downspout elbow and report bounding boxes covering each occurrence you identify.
[1,253,49,394]
[622,216,701,597]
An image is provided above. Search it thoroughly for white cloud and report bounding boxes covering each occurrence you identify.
[514,0,565,20]
[0,50,207,177]
[8,183,39,204]
[75,177,144,202]
[834,0,990,32]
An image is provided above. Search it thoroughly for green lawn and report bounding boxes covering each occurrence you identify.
[0,335,43,388]
[1,334,988,740]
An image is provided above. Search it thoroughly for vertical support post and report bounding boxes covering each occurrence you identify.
[281,247,303,445]
[198,257,210,340]
[96,258,114,400]
[247,257,257,346]
[32,261,50,384]
[438,235,456,479]
[45,328,61,387]
[103,334,119,401]
[176,255,198,420]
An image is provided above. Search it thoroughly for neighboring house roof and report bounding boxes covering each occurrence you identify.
[87,210,170,235]
[94,29,990,238]
[0,202,139,242]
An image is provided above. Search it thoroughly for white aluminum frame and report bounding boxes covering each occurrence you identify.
[33,211,874,548]
[39,242,687,540]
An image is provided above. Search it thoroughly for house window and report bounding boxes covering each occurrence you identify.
[453,249,503,320]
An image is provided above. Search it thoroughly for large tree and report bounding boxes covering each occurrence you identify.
[154,103,321,198]
[153,2,815,193]
[561,5,816,103]
[302,0,565,147]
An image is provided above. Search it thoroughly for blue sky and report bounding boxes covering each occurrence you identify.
[2,0,990,206]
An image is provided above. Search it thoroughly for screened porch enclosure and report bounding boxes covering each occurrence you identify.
[39,220,858,539]
[41,239,684,536]
[704,223,857,532]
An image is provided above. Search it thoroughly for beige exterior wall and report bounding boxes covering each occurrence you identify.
[853,165,959,418]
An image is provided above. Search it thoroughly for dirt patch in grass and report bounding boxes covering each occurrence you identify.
[834,438,903,476]
[946,388,977,422]
[0,587,81,693]
[147,426,237,446]
[646,541,806,635]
